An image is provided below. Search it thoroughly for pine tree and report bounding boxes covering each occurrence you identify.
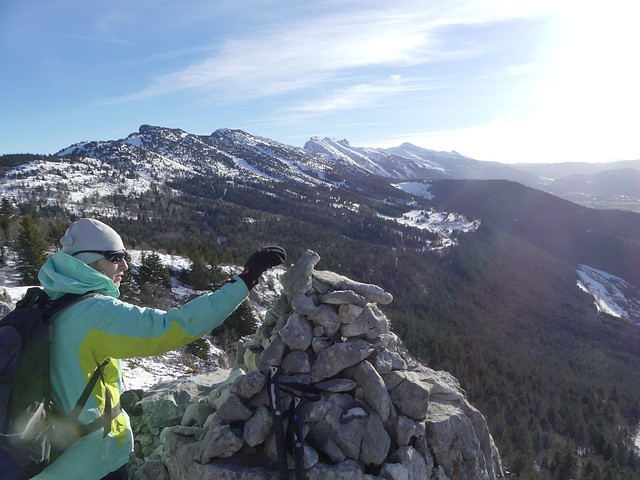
[138,252,171,288]
[136,252,173,309]
[117,251,139,304]
[187,256,211,290]
[16,214,48,285]
[0,197,15,220]
[0,197,15,237]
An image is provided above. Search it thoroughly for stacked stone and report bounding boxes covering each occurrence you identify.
[156,250,503,480]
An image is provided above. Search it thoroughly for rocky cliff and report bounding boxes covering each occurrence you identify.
[127,251,504,480]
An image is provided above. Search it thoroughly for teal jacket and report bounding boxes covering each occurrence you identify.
[33,252,249,480]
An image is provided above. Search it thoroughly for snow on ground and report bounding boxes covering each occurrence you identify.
[378,208,481,250]
[392,182,435,199]
[577,265,640,325]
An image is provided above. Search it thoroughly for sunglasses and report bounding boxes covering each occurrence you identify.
[73,250,126,264]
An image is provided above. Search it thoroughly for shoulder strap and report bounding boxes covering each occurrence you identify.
[45,291,99,322]
[267,366,323,480]
[68,357,121,439]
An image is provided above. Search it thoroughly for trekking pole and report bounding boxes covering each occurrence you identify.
[291,396,305,480]
[267,366,289,480]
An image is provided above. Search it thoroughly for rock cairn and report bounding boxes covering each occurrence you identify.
[134,251,503,480]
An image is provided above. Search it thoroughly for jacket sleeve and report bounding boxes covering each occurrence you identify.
[74,279,249,360]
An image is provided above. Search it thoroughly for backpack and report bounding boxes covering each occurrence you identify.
[0,287,115,480]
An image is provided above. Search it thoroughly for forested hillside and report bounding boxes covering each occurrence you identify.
[2,152,640,479]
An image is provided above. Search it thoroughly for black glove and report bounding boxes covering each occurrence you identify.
[239,246,286,289]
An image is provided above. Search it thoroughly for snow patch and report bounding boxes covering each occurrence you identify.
[378,209,480,250]
[577,265,640,324]
[392,182,434,200]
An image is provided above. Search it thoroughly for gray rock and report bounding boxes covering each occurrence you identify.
[258,335,286,373]
[432,466,449,480]
[181,403,213,428]
[232,369,266,399]
[307,304,342,337]
[344,360,391,422]
[309,394,364,461]
[319,290,366,307]
[312,270,394,305]
[374,350,407,375]
[379,333,403,352]
[384,371,431,421]
[312,336,333,355]
[387,415,418,447]
[242,405,273,447]
[380,462,410,480]
[271,294,289,317]
[307,459,368,480]
[341,304,390,340]
[292,292,319,315]
[130,252,504,480]
[194,423,244,463]
[314,377,358,393]
[216,393,252,423]
[280,313,313,351]
[310,338,375,383]
[281,249,320,298]
[311,276,332,295]
[339,303,364,324]
[133,371,225,432]
[424,403,488,480]
[281,350,311,375]
[141,458,170,480]
[388,446,428,480]
[243,348,261,372]
[360,410,391,466]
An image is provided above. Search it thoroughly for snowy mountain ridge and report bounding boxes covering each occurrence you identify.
[3,124,640,326]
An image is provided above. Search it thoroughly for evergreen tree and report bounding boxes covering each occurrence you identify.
[0,197,15,220]
[138,252,171,288]
[46,220,70,247]
[186,256,211,290]
[16,214,48,285]
[209,265,232,290]
[0,197,15,237]
[211,299,257,357]
[136,252,172,309]
[117,251,139,304]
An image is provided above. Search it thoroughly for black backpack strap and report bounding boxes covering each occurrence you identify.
[285,396,305,480]
[45,291,98,322]
[68,358,121,438]
[267,366,324,480]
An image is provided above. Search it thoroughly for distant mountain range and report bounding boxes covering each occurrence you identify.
[48,125,640,211]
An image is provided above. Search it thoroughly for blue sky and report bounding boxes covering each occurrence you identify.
[1,0,638,163]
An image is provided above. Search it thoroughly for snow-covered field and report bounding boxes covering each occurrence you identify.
[378,208,481,250]
[392,181,435,199]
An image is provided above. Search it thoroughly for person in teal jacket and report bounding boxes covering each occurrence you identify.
[32,218,285,480]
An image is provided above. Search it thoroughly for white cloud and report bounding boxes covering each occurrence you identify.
[275,75,439,121]
[105,1,559,104]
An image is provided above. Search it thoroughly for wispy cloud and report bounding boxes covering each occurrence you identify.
[102,3,515,105]
[272,75,440,123]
